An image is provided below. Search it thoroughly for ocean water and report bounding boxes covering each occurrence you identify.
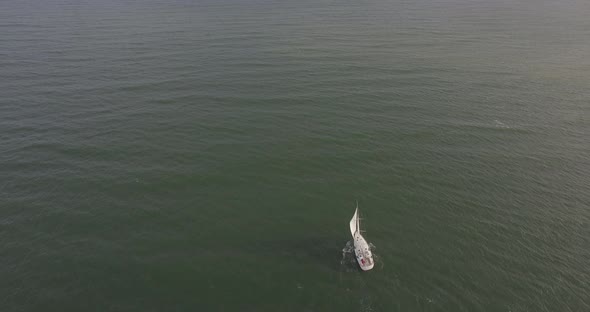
[1,0,589,311]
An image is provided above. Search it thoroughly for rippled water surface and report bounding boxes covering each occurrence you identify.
[1,0,589,311]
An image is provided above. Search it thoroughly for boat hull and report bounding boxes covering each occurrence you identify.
[353,232,374,271]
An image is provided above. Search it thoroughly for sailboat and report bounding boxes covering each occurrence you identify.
[349,203,374,271]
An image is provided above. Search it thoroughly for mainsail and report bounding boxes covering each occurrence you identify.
[349,207,359,236]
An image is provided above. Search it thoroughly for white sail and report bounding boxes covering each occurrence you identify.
[349,207,358,236]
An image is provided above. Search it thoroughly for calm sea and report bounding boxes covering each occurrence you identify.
[1,0,589,311]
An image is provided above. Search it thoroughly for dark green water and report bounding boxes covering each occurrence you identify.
[1,0,589,311]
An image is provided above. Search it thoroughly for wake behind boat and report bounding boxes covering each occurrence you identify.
[349,203,374,271]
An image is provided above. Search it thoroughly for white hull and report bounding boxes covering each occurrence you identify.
[353,232,374,271]
[350,206,374,271]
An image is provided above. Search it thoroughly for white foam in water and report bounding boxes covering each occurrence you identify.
[341,241,355,264]
[340,240,357,271]
[494,120,511,129]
